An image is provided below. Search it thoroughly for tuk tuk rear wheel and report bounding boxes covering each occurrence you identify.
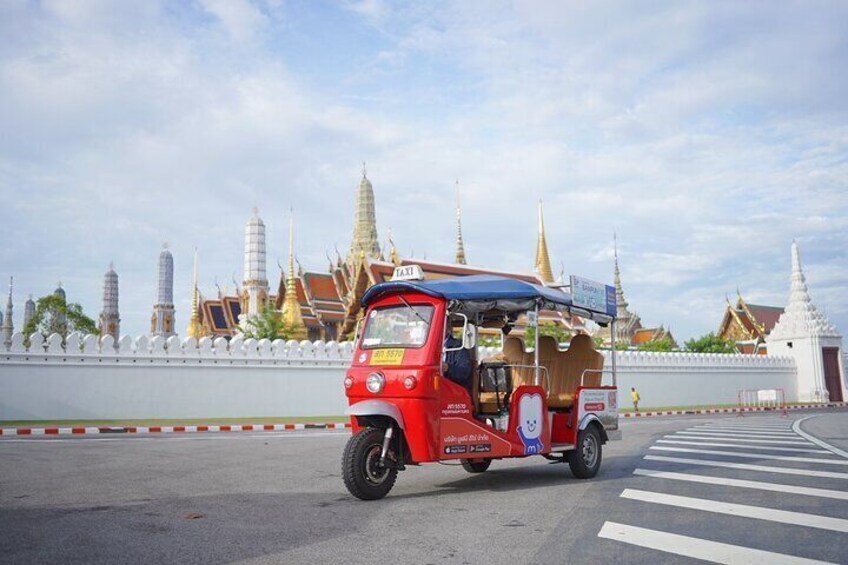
[461,458,492,473]
[342,427,398,500]
[568,425,602,479]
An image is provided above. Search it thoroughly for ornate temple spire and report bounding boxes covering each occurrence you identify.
[186,248,204,339]
[2,276,14,349]
[613,233,631,316]
[387,228,401,266]
[281,213,307,339]
[99,263,120,342]
[151,243,176,338]
[158,244,174,305]
[769,240,840,340]
[348,163,381,266]
[455,180,467,265]
[534,200,554,284]
[242,207,269,323]
[23,294,35,331]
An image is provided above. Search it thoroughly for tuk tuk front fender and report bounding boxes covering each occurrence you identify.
[578,414,609,444]
[346,400,405,430]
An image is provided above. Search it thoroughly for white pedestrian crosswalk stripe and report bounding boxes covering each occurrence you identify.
[677,430,807,440]
[656,439,830,453]
[691,426,792,433]
[644,454,848,479]
[649,445,848,465]
[692,429,800,436]
[598,416,848,563]
[598,522,832,564]
[621,488,848,533]
[671,433,812,445]
[633,468,848,500]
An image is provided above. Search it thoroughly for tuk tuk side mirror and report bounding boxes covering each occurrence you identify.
[463,323,476,350]
[353,317,363,345]
[444,313,468,353]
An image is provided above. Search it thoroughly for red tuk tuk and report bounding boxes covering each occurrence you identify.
[342,273,620,500]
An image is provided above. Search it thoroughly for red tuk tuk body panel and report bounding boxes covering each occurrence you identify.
[438,383,552,460]
[346,293,447,463]
[550,411,576,445]
[575,386,620,433]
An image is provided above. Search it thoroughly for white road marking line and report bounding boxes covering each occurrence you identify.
[793,416,848,459]
[644,455,848,480]
[682,430,802,439]
[656,439,829,454]
[633,468,848,501]
[597,521,832,564]
[671,434,812,445]
[698,420,794,430]
[621,488,848,533]
[693,428,798,435]
[698,424,795,428]
[649,446,848,465]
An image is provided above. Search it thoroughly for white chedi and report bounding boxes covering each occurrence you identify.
[769,241,840,341]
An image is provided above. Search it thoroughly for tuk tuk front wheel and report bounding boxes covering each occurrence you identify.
[461,458,492,473]
[568,425,602,479]
[342,427,398,500]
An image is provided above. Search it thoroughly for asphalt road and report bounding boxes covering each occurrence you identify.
[1,410,847,564]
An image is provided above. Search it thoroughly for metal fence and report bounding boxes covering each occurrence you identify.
[737,388,788,416]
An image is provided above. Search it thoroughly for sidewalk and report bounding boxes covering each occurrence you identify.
[621,401,847,418]
[2,402,845,437]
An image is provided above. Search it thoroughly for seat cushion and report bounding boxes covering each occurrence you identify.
[479,392,508,413]
[547,392,575,409]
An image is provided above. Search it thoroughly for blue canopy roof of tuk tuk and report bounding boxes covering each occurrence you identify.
[361,275,573,310]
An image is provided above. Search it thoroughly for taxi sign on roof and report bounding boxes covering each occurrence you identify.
[392,264,425,281]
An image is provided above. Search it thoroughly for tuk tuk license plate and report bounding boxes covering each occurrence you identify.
[370,349,405,366]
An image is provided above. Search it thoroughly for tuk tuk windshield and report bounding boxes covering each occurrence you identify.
[361,304,434,349]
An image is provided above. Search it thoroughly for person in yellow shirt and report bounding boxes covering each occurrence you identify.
[631,387,640,412]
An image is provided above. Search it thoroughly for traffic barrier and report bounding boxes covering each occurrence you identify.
[737,388,788,417]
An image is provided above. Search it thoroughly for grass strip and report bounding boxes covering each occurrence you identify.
[0,416,349,427]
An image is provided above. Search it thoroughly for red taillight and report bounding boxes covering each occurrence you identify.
[403,376,417,390]
[344,376,354,389]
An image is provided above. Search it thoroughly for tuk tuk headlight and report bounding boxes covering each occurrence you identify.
[343,376,354,390]
[366,372,385,394]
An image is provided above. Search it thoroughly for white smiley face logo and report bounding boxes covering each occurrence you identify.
[518,393,543,440]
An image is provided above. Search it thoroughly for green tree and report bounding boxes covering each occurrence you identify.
[22,293,97,340]
[524,322,573,349]
[684,332,738,354]
[478,333,503,348]
[241,303,298,341]
[593,335,630,351]
[638,337,675,352]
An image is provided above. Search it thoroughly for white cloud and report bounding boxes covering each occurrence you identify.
[1,1,846,342]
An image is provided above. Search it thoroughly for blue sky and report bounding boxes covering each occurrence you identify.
[1,0,846,342]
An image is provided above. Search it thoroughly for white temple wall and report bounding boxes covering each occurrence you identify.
[0,333,800,420]
[603,351,798,409]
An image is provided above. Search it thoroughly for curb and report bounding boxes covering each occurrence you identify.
[0,422,352,437]
[621,402,847,418]
[3,403,846,436]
